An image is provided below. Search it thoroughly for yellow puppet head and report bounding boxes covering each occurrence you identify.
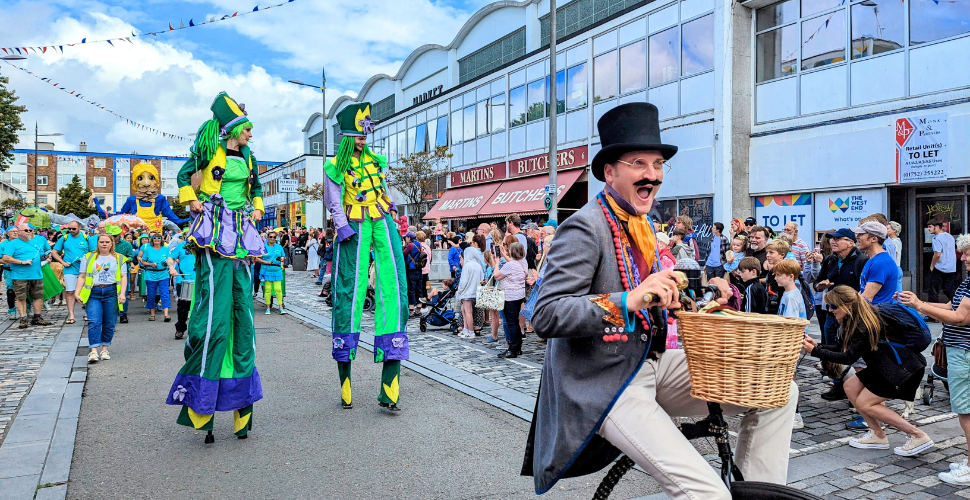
[131,163,160,201]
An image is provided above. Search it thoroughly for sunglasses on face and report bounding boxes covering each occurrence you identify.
[826,304,838,311]
[23,229,34,233]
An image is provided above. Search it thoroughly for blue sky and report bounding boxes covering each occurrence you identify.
[0,0,495,160]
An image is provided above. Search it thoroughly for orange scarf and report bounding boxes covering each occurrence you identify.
[605,193,657,272]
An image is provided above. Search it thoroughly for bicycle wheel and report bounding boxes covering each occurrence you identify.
[731,481,822,499]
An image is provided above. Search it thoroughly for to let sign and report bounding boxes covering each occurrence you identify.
[896,113,947,183]
[278,179,299,193]
[450,162,507,187]
[509,145,588,178]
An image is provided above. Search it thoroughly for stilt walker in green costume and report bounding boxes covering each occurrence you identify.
[325,103,409,411]
[165,91,267,443]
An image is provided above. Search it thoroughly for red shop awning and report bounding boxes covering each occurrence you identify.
[476,169,584,217]
[422,182,501,220]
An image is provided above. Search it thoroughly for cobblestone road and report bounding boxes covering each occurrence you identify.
[0,300,68,445]
[273,270,970,498]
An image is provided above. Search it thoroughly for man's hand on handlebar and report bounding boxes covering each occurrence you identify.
[626,269,682,312]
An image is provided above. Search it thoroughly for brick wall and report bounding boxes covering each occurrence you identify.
[87,156,114,195]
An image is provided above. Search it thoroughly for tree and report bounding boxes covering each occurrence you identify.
[56,175,96,218]
[387,146,453,219]
[1,197,27,213]
[0,75,27,172]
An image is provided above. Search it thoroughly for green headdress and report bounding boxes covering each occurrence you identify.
[191,91,252,162]
[336,103,374,137]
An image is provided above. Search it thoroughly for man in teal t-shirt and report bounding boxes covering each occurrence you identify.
[2,225,52,329]
[169,237,196,338]
[52,221,89,323]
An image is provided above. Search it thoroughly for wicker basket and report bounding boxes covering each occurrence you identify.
[677,311,809,409]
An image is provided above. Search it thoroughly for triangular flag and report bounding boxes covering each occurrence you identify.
[253,6,259,11]
[124,38,132,44]
[106,40,114,47]
[42,47,47,53]
[169,23,174,30]
[180,20,185,29]
[14,48,21,54]
[189,19,195,27]
[232,11,238,17]
[82,38,86,43]
[1,48,7,54]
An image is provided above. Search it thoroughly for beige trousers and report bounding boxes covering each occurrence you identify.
[597,349,798,500]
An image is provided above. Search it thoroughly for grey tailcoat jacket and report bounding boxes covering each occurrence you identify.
[521,198,667,493]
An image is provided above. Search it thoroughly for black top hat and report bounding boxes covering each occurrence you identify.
[591,103,677,182]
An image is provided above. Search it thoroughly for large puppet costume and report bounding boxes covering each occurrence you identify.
[91,163,187,232]
[165,91,267,443]
[325,103,409,411]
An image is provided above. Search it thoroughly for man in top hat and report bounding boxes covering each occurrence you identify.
[521,103,798,499]
[324,102,409,412]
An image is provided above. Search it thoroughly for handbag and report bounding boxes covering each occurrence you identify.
[932,339,948,377]
[475,275,505,311]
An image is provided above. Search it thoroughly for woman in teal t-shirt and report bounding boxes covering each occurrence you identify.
[137,233,175,321]
[255,232,286,315]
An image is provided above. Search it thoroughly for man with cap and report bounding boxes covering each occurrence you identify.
[744,216,757,233]
[814,227,869,401]
[521,103,798,499]
[324,102,408,412]
[852,222,899,305]
[165,91,267,442]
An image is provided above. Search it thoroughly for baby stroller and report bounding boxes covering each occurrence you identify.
[323,261,376,312]
[419,283,458,333]
[923,340,949,405]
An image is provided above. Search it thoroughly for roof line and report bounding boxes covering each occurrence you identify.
[11,149,283,164]
[328,0,539,119]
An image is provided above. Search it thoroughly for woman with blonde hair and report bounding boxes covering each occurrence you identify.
[803,285,933,456]
[76,234,128,363]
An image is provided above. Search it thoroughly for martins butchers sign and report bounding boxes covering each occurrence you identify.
[509,145,588,178]
[896,113,947,183]
[450,162,507,187]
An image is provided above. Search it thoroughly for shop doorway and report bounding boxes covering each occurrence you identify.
[912,187,966,300]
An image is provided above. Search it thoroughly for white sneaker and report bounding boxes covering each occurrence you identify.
[939,463,970,485]
[848,430,889,450]
[458,329,475,338]
[792,412,804,430]
[99,349,110,360]
[88,350,100,363]
[950,459,969,470]
[894,433,934,456]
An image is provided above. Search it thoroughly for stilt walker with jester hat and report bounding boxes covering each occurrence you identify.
[325,103,409,411]
[165,91,268,443]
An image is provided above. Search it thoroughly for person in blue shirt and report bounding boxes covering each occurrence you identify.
[255,232,286,314]
[852,222,899,305]
[447,236,462,278]
[137,233,176,321]
[2,225,52,329]
[51,221,90,324]
[168,231,197,339]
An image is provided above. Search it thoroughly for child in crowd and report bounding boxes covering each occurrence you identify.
[447,236,462,278]
[738,257,767,314]
[724,234,747,277]
[656,232,677,270]
[763,239,792,315]
[774,259,807,321]
[670,227,695,261]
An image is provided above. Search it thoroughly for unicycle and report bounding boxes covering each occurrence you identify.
[591,402,821,500]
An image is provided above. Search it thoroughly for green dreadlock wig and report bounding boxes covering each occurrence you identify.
[191,92,252,162]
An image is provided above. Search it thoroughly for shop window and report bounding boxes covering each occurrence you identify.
[527,78,548,121]
[649,27,679,86]
[435,115,449,147]
[594,50,618,102]
[476,101,488,138]
[463,105,475,142]
[490,94,506,134]
[509,85,527,127]
[414,123,428,153]
[566,62,588,110]
[756,0,798,31]
[850,0,904,59]
[682,14,714,75]
[397,131,407,159]
[620,40,647,94]
[407,126,418,154]
[756,24,798,82]
[801,11,846,70]
[451,109,464,144]
[426,120,437,150]
[910,0,970,44]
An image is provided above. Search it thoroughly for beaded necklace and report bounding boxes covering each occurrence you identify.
[596,191,666,333]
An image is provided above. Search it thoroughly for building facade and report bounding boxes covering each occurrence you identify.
[306,0,970,296]
[11,148,281,213]
[258,155,326,230]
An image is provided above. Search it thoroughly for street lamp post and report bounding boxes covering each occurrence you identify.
[548,0,559,223]
[288,67,328,230]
